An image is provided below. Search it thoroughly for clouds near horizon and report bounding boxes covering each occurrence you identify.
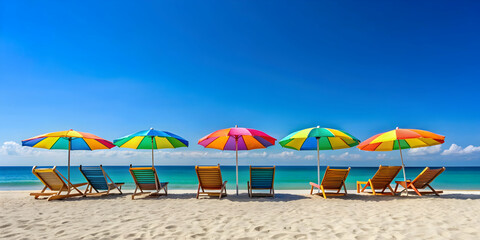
[2,141,479,166]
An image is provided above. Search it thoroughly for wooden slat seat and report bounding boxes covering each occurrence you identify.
[394,167,445,196]
[356,165,402,195]
[30,166,87,201]
[195,165,227,199]
[310,166,350,199]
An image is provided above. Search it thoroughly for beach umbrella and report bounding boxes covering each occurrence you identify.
[22,129,115,185]
[279,126,360,192]
[198,125,276,195]
[357,127,445,195]
[113,128,188,167]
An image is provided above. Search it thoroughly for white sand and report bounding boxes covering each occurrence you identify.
[1,190,479,239]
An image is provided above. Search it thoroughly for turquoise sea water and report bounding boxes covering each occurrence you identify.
[1,166,479,191]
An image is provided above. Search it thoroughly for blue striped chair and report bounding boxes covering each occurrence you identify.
[247,166,275,198]
[129,165,168,200]
[79,165,124,196]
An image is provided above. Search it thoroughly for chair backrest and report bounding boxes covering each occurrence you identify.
[195,165,223,190]
[321,166,350,189]
[412,167,445,189]
[250,166,275,189]
[129,166,159,190]
[32,166,67,191]
[370,165,402,189]
[80,165,108,191]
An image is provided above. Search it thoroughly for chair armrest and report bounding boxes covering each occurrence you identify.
[309,182,320,189]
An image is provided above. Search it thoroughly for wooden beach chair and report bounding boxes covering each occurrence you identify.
[310,166,351,199]
[30,166,87,201]
[356,165,402,195]
[129,165,168,200]
[80,165,124,197]
[195,165,227,199]
[247,166,275,198]
[394,167,445,196]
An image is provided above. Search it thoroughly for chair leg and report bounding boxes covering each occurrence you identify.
[427,184,440,196]
[368,180,375,195]
[410,184,422,196]
[387,185,395,195]
[132,186,138,200]
[196,184,200,199]
[36,186,47,199]
[361,182,369,193]
[320,185,327,199]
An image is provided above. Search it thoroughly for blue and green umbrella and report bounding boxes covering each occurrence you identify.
[280,126,360,189]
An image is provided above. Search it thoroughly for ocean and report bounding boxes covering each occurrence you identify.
[1,166,479,191]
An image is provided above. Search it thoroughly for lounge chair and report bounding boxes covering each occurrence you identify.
[195,165,227,199]
[310,166,351,199]
[394,167,445,196]
[80,165,124,196]
[129,165,168,200]
[247,166,275,198]
[356,165,402,195]
[30,166,87,201]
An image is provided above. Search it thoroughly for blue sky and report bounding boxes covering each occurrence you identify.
[1,1,479,166]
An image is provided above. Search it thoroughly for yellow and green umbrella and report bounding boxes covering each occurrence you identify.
[22,129,115,184]
[113,128,189,167]
[279,126,360,190]
[357,127,445,195]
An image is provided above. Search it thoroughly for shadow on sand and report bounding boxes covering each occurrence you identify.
[36,191,480,202]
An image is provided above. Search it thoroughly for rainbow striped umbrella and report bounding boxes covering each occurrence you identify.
[22,129,115,183]
[198,125,276,195]
[357,127,445,195]
[279,126,360,190]
[113,128,188,167]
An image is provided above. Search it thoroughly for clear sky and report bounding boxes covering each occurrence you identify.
[1,1,479,166]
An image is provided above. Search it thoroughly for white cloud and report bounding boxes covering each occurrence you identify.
[441,144,480,155]
[408,145,442,156]
[0,141,306,163]
[376,153,387,160]
[267,151,300,159]
[329,152,361,160]
[0,141,61,157]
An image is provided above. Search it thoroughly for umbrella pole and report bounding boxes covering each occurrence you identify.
[68,138,71,188]
[236,137,239,196]
[398,141,408,196]
[151,137,155,168]
[317,137,320,194]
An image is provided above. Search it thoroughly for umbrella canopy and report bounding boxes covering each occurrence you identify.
[198,126,276,195]
[22,129,115,183]
[279,126,360,192]
[357,128,445,151]
[357,127,445,195]
[113,128,188,167]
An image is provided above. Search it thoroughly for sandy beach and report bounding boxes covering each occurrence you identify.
[1,190,479,239]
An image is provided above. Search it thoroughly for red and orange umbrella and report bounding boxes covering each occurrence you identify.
[198,125,276,195]
[357,127,445,194]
